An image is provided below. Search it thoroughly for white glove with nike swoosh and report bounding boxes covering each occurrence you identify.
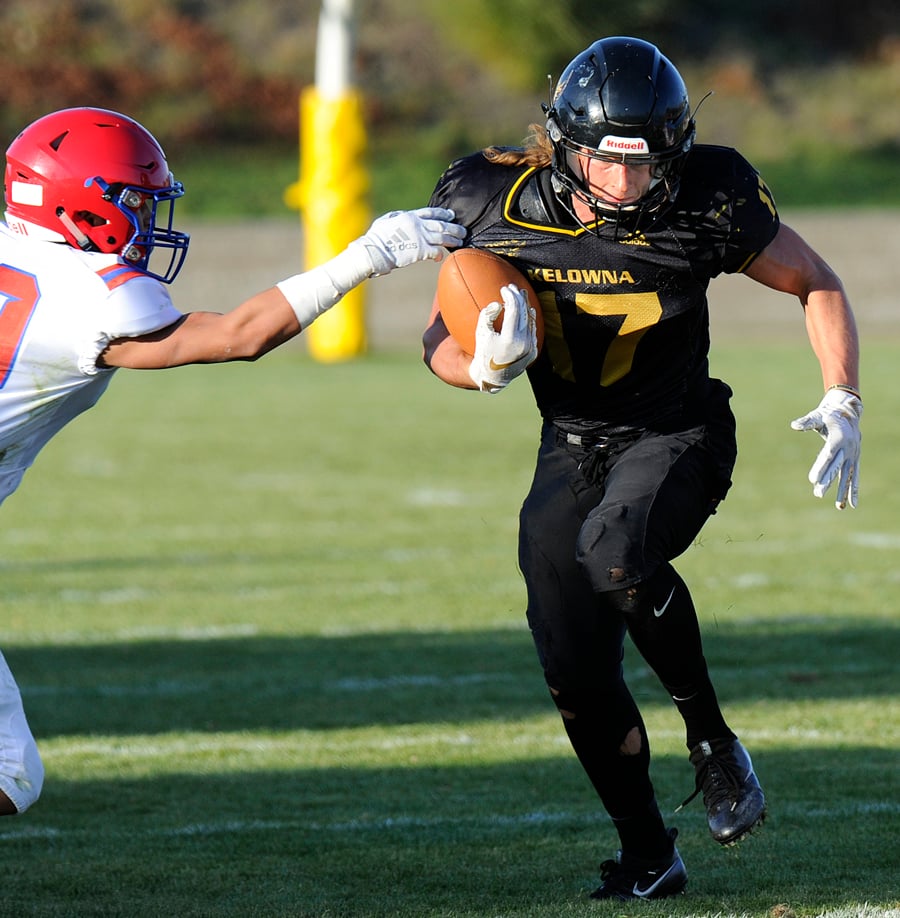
[468,284,539,393]
[791,387,862,509]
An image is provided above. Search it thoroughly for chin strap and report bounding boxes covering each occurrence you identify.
[55,210,95,251]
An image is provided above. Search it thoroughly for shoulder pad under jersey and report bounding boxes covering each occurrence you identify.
[430,151,528,237]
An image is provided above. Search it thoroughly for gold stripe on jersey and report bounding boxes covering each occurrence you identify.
[735,251,759,274]
[757,176,777,217]
[502,167,600,237]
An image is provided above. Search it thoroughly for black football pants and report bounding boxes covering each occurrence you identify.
[517,412,736,838]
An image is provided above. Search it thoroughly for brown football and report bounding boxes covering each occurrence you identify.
[436,248,543,357]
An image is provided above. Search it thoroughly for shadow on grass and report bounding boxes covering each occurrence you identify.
[3,620,897,737]
[0,747,895,917]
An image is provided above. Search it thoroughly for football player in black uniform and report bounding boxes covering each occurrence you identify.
[422,37,861,901]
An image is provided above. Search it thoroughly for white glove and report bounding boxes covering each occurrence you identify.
[791,387,862,509]
[276,207,465,328]
[468,284,539,393]
[352,207,467,276]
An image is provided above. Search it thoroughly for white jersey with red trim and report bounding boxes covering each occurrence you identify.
[0,224,183,506]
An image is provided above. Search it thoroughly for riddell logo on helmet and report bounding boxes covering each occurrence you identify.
[599,136,650,154]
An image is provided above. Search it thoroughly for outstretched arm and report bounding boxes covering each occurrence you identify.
[100,208,465,369]
[745,223,862,508]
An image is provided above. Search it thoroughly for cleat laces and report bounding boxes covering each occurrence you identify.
[678,739,746,813]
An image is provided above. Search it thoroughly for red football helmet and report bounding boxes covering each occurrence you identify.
[4,107,189,282]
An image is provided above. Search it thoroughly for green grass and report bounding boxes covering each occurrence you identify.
[754,144,900,209]
[0,340,898,916]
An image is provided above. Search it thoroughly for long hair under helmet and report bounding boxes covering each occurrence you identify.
[543,36,695,232]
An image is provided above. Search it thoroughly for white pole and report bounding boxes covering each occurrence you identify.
[315,0,355,98]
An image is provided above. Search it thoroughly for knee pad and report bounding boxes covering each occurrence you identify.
[575,501,646,591]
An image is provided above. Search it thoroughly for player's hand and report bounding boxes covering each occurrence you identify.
[791,387,862,509]
[468,284,538,393]
[356,208,466,275]
[282,208,464,329]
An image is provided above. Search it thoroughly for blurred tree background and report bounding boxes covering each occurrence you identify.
[2,0,897,213]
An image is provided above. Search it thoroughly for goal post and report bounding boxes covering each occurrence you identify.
[285,0,370,361]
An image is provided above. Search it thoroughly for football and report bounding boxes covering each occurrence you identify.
[436,248,543,357]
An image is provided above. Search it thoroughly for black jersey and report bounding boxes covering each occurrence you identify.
[430,145,780,435]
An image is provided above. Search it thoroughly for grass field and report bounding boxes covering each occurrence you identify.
[0,340,897,917]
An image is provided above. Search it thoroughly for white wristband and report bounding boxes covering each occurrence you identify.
[275,242,375,329]
[276,267,341,329]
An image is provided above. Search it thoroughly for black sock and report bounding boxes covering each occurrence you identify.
[613,809,673,859]
[665,672,736,749]
[609,564,735,749]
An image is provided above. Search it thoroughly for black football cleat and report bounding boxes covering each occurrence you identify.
[590,828,688,901]
[682,737,766,845]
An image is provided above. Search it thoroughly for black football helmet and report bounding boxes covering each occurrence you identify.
[543,36,695,230]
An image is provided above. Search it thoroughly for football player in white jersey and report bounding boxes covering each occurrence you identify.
[0,106,465,816]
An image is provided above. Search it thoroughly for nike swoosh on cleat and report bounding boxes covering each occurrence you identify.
[633,860,684,898]
[653,586,676,618]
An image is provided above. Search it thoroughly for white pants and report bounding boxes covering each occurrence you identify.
[0,650,44,812]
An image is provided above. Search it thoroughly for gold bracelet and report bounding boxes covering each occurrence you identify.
[826,383,862,399]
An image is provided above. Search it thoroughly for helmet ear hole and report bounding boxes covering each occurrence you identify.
[73,210,107,228]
